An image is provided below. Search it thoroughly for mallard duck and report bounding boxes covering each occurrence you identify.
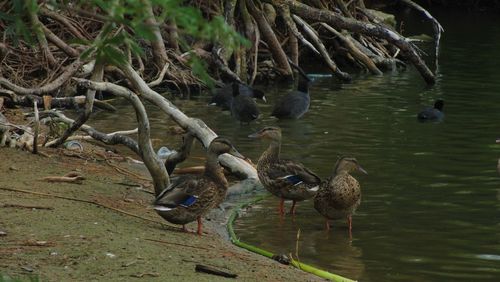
[154,137,244,235]
[417,99,444,122]
[249,126,321,215]
[231,82,260,124]
[271,74,311,119]
[210,82,266,111]
[314,157,367,235]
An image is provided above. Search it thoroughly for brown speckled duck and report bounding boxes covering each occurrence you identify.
[314,156,367,235]
[154,137,244,235]
[249,126,321,216]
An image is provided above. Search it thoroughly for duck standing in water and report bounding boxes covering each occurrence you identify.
[154,137,244,235]
[249,127,321,216]
[314,157,367,236]
[209,82,266,111]
[231,82,260,124]
[417,99,444,122]
[271,74,311,119]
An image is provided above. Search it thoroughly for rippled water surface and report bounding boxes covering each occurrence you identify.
[91,10,500,282]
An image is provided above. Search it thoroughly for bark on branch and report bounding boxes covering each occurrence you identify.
[269,0,436,84]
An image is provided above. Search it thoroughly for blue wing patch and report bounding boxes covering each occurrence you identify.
[281,175,303,186]
[180,195,198,207]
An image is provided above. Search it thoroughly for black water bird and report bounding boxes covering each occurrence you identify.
[417,99,444,122]
[231,82,260,124]
[154,137,244,235]
[209,82,266,111]
[271,74,312,119]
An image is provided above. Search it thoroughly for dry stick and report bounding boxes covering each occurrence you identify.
[50,63,104,148]
[0,186,176,229]
[0,58,84,95]
[33,101,39,154]
[144,0,169,68]
[41,111,139,154]
[250,22,260,85]
[28,4,57,67]
[195,264,238,279]
[272,0,436,84]
[334,0,353,18]
[41,24,79,57]
[398,0,444,67]
[147,62,170,87]
[39,7,88,40]
[292,15,351,81]
[246,0,292,76]
[65,128,138,142]
[320,23,382,75]
[239,0,257,84]
[277,5,320,56]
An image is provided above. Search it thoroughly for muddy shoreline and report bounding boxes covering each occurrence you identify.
[0,145,321,281]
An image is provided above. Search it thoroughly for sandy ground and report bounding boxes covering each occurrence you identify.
[0,143,322,281]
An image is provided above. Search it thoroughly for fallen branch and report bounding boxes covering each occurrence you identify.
[195,264,238,279]
[42,172,85,184]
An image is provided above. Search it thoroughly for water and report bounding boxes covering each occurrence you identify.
[89,10,500,282]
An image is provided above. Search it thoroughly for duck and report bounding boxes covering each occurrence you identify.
[249,126,321,215]
[231,82,260,124]
[271,74,311,119]
[209,82,266,111]
[417,99,444,122]
[314,156,367,235]
[154,137,244,235]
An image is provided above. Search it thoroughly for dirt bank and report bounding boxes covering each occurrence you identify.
[0,145,321,281]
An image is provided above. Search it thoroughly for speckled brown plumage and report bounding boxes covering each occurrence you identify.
[250,126,321,215]
[154,137,243,235]
[314,157,366,234]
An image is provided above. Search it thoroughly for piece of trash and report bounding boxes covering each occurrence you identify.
[122,260,137,267]
[9,166,18,171]
[21,266,34,272]
[105,252,116,258]
[157,146,177,159]
[64,140,83,151]
[50,251,58,256]
[271,254,290,265]
[0,231,6,236]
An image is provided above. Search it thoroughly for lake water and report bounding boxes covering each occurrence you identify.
[90,9,500,282]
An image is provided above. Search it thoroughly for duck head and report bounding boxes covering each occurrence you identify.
[434,99,444,111]
[297,74,312,93]
[248,126,282,142]
[208,137,244,159]
[333,157,367,175]
[252,89,267,103]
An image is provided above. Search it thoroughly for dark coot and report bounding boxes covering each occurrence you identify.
[230,83,260,124]
[417,99,444,122]
[209,82,266,111]
[271,75,311,119]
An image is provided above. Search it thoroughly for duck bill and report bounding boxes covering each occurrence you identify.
[229,147,245,159]
[358,166,368,175]
[248,131,261,138]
